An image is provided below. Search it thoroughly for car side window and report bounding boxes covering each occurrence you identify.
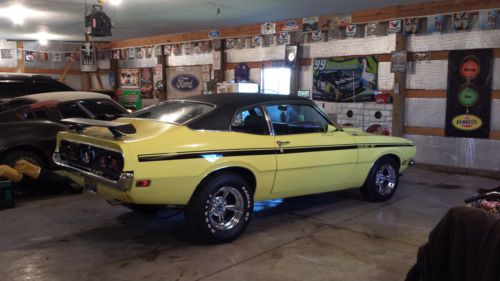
[266,104,330,135]
[21,109,49,120]
[57,102,89,119]
[231,107,269,135]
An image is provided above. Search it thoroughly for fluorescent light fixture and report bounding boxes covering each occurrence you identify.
[109,0,123,6]
[0,4,45,25]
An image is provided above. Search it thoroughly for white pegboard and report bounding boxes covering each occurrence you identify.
[0,40,17,68]
[408,29,500,52]
[225,44,285,63]
[168,52,212,66]
[118,55,157,68]
[305,34,396,58]
[406,60,448,90]
[377,62,394,90]
[407,59,500,90]
[492,100,500,131]
[404,98,446,128]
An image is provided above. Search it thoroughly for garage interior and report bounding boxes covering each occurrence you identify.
[0,0,500,280]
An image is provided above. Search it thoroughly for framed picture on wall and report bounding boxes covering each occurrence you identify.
[120,68,139,89]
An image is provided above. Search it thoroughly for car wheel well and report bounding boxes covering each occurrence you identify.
[191,167,257,201]
[379,154,401,170]
[0,146,49,167]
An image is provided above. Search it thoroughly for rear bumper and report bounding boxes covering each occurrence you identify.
[53,152,134,191]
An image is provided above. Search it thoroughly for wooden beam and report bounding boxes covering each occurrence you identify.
[59,52,79,82]
[352,0,500,23]
[110,0,500,48]
[406,90,447,98]
[491,131,500,140]
[406,89,500,99]
[0,67,18,73]
[493,90,500,99]
[391,33,407,137]
[404,127,445,136]
[25,68,81,75]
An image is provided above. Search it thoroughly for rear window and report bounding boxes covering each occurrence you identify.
[78,99,125,119]
[57,99,126,120]
[129,101,214,125]
[0,81,27,99]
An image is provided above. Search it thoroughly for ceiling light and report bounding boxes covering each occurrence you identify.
[0,4,45,25]
[109,0,123,6]
[37,32,49,46]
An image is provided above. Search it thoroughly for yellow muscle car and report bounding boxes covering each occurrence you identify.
[54,94,416,243]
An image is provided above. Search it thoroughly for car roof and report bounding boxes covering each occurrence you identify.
[174,93,308,108]
[176,93,318,131]
[0,73,59,80]
[12,91,111,103]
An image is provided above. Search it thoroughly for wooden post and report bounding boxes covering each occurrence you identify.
[391,33,407,137]
[158,45,167,101]
[110,56,119,93]
[16,41,25,73]
[289,45,301,95]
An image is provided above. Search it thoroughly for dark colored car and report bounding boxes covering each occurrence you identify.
[0,91,128,169]
[0,74,74,103]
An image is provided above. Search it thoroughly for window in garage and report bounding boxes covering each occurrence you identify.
[261,67,291,95]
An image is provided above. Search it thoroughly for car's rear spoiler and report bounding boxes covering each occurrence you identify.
[61,118,136,138]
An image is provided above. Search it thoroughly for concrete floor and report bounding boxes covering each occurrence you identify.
[0,167,499,281]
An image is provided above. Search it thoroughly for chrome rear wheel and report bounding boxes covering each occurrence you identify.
[209,186,245,231]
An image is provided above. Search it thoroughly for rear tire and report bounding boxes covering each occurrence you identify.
[0,150,46,169]
[185,173,253,244]
[361,157,399,202]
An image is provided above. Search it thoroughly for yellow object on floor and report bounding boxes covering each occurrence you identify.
[0,165,23,183]
[14,160,41,180]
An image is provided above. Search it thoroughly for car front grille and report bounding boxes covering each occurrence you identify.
[59,140,124,181]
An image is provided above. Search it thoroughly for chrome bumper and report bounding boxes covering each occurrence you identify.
[53,152,134,191]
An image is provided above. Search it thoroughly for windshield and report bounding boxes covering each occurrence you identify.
[129,101,215,125]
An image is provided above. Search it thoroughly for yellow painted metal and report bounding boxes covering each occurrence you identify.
[55,118,416,205]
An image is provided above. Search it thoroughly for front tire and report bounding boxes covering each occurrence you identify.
[185,173,253,244]
[361,157,399,202]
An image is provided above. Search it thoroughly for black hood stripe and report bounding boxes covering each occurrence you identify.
[138,143,414,162]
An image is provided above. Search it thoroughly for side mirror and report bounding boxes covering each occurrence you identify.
[324,124,337,133]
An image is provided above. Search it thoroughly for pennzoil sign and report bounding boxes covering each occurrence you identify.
[452,114,482,131]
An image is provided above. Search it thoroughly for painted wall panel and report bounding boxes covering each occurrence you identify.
[405,134,500,172]
[305,34,396,58]
[404,98,446,128]
[408,29,500,52]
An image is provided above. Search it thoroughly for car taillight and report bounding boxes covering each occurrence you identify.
[135,179,151,188]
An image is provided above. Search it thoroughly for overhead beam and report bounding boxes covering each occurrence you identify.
[110,0,499,48]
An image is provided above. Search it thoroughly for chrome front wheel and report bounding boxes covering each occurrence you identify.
[375,164,397,196]
[361,157,400,202]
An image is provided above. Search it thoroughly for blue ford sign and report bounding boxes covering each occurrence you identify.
[208,30,221,38]
[171,74,200,92]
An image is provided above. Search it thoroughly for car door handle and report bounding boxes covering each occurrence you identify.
[277,140,290,147]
